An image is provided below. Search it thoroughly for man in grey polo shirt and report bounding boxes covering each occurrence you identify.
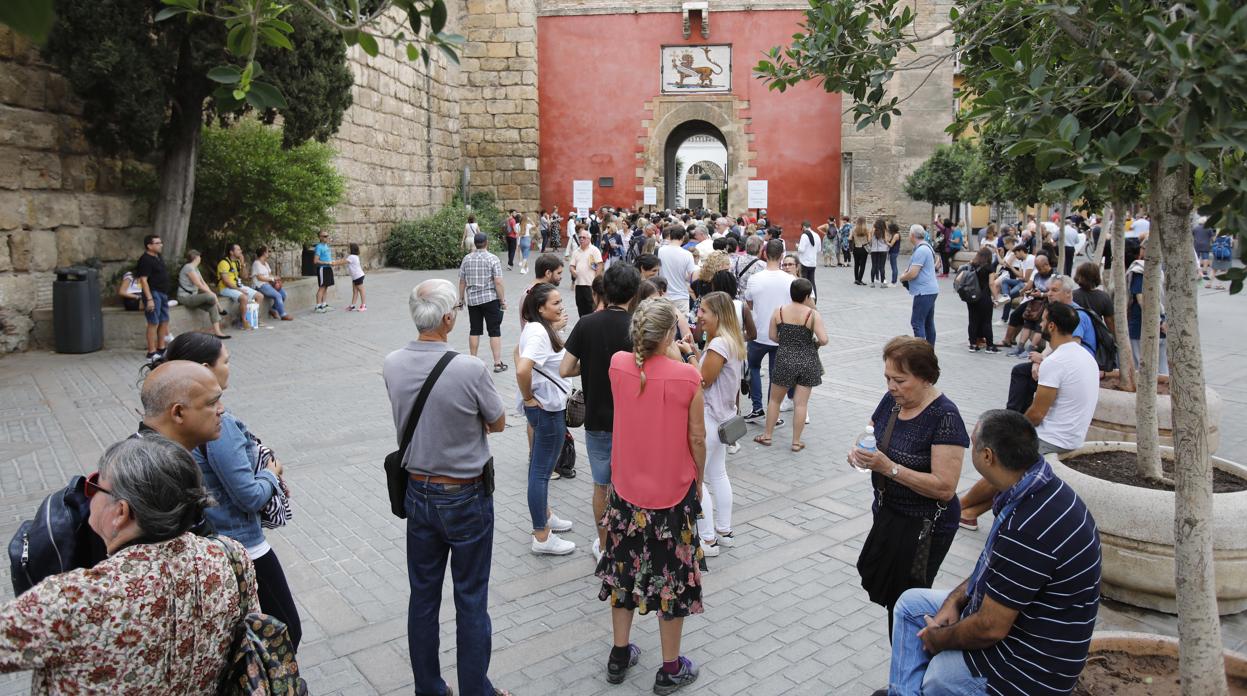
[383,278,510,696]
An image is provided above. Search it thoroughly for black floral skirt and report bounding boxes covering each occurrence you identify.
[595,484,705,618]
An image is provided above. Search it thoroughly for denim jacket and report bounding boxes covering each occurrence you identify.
[193,410,279,549]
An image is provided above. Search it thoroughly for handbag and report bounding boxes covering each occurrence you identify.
[384,351,458,519]
[214,538,307,696]
[740,361,751,396]
[555,431,577,478]
[254,440,292,529]
[531,364,585,428]
[717,415,747,445]
[1021,297,1048,322]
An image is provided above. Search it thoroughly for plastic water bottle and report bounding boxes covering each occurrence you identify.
[852,427,876,472]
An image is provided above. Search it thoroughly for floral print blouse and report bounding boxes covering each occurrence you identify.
[0,532,257,695]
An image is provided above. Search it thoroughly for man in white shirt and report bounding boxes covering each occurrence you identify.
[1127,215,1150,242]
[796,220,821,297]
[693,226,715,258]
[1028,302,1100,453]
[568,227,603,317]
[742,239,794,424]
[657,226,697,310]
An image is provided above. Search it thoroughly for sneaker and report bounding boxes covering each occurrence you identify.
[547,512,573,533]
[743,408,766,423]
[870,282,876,288]
[315,305,327,314]
[882,282,890,288]
[606,644,641,685]
[531,533,575,556]
[727,442,741,455]
[985,346,1001,354]
[323,303,332,310]
[780,397,794,412]
[653,656,699,695]
[959,517,979,532]
[357,304,367,312]
[968,345,981,353]
[700,540,720,557]
[592,538,603,563]
[774,418,786,428]
[346,305,356,311]
[549,470,561,480]
[716,531,735,548]
[994,296,1010,307]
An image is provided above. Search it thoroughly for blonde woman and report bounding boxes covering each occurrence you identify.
[598,297,705,691]
[518,213,534,274]
[852,215,871,285]
[684,292,744,556]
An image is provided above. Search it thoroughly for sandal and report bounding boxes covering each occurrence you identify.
[753,434,772,447]
[791,442,806,452]
[493,362,508,373]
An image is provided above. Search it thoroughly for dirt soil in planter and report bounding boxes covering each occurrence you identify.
[1074,650,1247,695]
[1098,374,1170,395]
[1065,450,1247,493]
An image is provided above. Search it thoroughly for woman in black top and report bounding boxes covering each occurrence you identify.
[1073,262,1116,334]
[966,248,999,352]
[850,337,968,639]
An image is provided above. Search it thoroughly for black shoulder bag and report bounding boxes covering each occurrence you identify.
[384,351,457,519]
[855,405,949,609]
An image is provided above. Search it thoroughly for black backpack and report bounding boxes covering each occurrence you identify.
[954,264,981,303]
[8,476,105,596]
[1075,307,1118,372]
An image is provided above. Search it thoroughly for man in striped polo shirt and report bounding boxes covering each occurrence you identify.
[876,409,1102,696]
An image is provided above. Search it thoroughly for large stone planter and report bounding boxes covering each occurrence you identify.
[1082,631,1247,692]
[1086,386,1223,453]
[1049,442,1247,615]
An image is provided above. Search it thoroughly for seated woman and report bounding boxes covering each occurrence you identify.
[251,246,292,321]
[0,435,255,693]
[176,249,230,339]
[116,269,143,310]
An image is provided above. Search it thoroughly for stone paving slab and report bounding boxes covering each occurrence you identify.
[0,262,1244,695]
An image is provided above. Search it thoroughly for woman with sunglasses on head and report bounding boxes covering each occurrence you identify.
[0,435,254,692]
[155,332,302,650]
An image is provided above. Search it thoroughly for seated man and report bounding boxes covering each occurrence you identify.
[876,410,1101,696]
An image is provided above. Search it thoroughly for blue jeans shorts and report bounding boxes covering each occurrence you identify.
[144,290,169,325]
[584,430,613,486]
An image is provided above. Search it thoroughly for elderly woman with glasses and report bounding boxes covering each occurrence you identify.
[0,436,260,694]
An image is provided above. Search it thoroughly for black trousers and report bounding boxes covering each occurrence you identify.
[869,251,887,283]
[1007,361,1038,413]
[574,284,595,317]
[853,246,869,283]
[506,237,517,266]
[800,264,817,298]
[939,249,953,275]
[840,245,852,265]
[254,548,302,651]
[1064,246,1076,276]
[967,298,994,347]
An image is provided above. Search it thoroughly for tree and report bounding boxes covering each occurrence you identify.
[757,1,1247,692]
[903,140,977,220]
[43,1,354,262]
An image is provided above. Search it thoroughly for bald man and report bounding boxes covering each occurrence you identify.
[137,360,225,451]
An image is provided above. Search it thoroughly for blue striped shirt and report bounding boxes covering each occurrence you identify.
[963,477,1102,696]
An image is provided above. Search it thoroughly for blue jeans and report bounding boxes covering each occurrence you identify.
[404,480,496,696]
[524,406,566,530]
[256,283,287,317]
[144,290,169,325]
[999,278,1024,321]
[888,588,987,696]
[747,341,779,412]
[584,429,613,485]
[889,248,901,284]
[910,293,938,345]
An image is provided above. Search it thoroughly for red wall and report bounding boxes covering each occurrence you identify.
[537,10,842,235]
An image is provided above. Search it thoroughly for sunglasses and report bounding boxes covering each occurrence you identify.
[85,471,115,499]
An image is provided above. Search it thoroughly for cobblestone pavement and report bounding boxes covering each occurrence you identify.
[1,261,1244,695]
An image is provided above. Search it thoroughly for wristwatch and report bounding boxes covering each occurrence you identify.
[889,464,900,479]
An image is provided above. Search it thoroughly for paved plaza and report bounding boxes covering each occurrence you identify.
[1,262,1244,695]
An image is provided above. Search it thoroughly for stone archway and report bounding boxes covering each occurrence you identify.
[637,95,754,213]
[683,160,726,211]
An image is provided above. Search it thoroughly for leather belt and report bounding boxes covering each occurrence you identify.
[409,473,483,485]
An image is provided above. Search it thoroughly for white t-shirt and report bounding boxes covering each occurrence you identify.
[1035,342,1101,450]
[1128,218,1150,238]
[250,260,272,289]
[743,268,794,347]
[695,237,715,259]
[569,245,602,287]
[346,254,364,280]
[519,322,570,412]
[657,244,696,301]
[797,229,820,267]
[1010,254,1035,278]
[703,335,742,424]
[1062,224,1079,246]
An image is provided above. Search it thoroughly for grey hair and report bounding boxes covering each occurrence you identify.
[693,225,709,238]
[100,435,216,540]
[409,278,457,332]
[909,224,927,240]
[1048,274,1073,293]
[745,235,763,254]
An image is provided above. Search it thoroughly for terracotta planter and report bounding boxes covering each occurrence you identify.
[1086,385,1223,453]
[1083,631,1247,692]
[1049,442,1247,614]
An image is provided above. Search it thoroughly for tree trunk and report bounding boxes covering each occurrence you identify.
[1055,201,1066,276]
[1108,200,1135,391]
[1093,205,1109,268]
[1135,222,1163,481]
[152,39,204,264]
[1152,163,1228,696]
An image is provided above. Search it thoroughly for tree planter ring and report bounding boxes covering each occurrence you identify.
[1049,442,1247,615]
[1086,386,1223,453]
[1084,631,1247,692]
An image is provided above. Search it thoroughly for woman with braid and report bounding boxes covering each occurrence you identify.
[596,297,706,694]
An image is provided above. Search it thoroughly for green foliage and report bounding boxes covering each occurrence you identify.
[0,0,54,43]
[386,194,505,271]
[188,121,344,259]
[903,141,975,211]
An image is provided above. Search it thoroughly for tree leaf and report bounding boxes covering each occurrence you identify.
[358,32,379,57]
[248,81,288,110]
[406,43,419,61]
[0,0,55,43]
[259,26,293,51]
[1042,178,1078,191]
[154,7,190,22]
[437,42,459,65]
[1029,65,1046,89]
[207,65,243,84]
[408,8,422,35]
[429,0,448,34]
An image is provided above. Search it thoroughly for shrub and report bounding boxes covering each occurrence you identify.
[385,193,506,270]
[188,121,344,266]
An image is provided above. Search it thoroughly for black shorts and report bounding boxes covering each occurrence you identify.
[352,275,365,286]
[468,299,503,337]
[317,266,335,288]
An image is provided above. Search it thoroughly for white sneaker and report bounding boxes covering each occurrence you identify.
[716,532,736,548]
[547,512,573,533]
[805,412,810,424]
[727,442,741,455]
[881,282,890,288]
[592,537,603,563]
[780,397,794,412]
[700,540,721,557]
[531,533,576,555]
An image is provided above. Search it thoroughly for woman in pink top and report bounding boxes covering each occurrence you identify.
[597,297,707,693]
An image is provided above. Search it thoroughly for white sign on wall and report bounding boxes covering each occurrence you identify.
[661,44,732,94]
[747,180,769,209]
[643,187,658,205]
[573,180,593,210]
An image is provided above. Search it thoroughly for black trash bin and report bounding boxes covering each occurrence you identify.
[53,266,103,354]
[301,246,316,276]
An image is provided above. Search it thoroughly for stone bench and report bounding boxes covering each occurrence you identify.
[32,277,318,351]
